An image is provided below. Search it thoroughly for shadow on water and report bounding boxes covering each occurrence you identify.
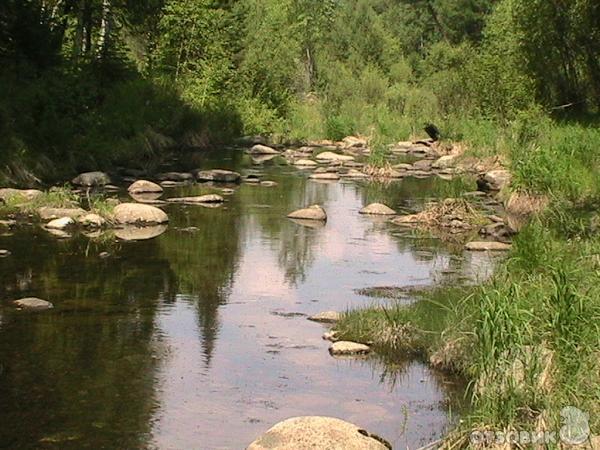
[0,150,493,449]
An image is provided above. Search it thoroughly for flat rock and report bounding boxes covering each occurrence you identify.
[45,217,75,230]
[0,219,17,228]
[71,171,111,187]
[167,194,224,204]
[156,172,194,182]
[0,249,11,257]
[0,188,43,201]
[247,144,279,155]
[287,205,327,221]
[294,159,318,167]
[195,169,241,183]
[329,341,371,356]
[128,180,163,195]
[359,203,396,215]
[308,311,340,323]
[411,159,433,171]
[260,181,278,187]
[78,213,106,228]
[341,136,368,148]
[343,169,369,179]
[315,151,355,162]
[113,203,168,225]
[309,173,340,181]
[465,241,512,251]
[38,207,86,221]
[247,416,389,450]
[13,297,54,310]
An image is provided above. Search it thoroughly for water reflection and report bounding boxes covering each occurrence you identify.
[0,150,491,449]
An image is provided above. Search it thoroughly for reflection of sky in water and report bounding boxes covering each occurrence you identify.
[151,172,490,449]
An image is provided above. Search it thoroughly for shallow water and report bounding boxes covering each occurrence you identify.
[0,151,494,449]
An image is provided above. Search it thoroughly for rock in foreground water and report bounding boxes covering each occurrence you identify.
[315,151,355,162]
[113,203,168,225]
[247,416,390,450]
[167,195,224,204]
[247,144,279,155]
[287,205,327,221]
[45,217,75,230]
[13,297,54,310]
[359,203,396,215]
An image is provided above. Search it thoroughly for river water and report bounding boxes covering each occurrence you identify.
[0,150,494,449]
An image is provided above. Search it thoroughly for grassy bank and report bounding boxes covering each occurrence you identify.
[335,118,600,446]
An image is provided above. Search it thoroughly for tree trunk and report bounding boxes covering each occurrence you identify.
[97,0,112,59]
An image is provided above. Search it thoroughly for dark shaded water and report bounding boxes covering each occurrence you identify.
[0,151,494,449]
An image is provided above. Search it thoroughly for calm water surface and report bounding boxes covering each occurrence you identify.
[0,151,494,449]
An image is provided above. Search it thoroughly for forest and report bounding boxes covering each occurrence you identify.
[2,0,599,182]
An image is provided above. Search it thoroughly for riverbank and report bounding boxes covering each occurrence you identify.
[333,118,600,447]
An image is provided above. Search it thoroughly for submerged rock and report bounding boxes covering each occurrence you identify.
[128,180,163,195]
[287,205,327,221]
[45,217,75,230]
[13,297,54,310]
[465,241,512,251]
[315,151,355,162]
[247,416,389,450]
[71,171,111,187]
[113,203,168,225]
[247,144,280,155]
[359,203,396,216]
[329,341,371,356]
[166,195,224,204]
[308,311,340,323]
[195,169,241,183]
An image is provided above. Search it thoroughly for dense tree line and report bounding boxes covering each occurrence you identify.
[0,0,599,182]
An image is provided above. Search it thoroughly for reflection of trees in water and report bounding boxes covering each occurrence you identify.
[158,205,241,366]
[0,230,175,449]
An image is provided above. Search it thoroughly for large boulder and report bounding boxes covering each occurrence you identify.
[0,188,43,202]
[71,171,111,187]
[38,207,86,221]
[113,203,168,225]
[247,416,389,450]
[359,203,396,215]
[477,169,511,192]
[195,169,241,183]
[247,144,279,155]
[315,152,355,162]
[287,205,327,221]
[128,180,163,195]
[13,297,54,310]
